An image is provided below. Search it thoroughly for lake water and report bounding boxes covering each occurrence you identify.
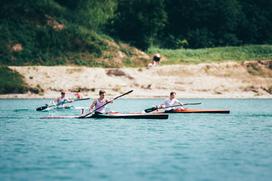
[0,99,272,181]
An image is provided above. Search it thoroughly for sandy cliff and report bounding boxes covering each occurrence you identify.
[2,61,272,98]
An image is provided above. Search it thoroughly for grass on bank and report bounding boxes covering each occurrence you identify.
[0,66,29,94]
[148,45,272,64]
[0,20,109,66]
[0,19,146,68]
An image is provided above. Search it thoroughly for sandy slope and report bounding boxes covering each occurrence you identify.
[2,61,272,98]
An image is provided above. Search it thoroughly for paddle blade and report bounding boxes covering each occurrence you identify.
[183,102,201,106]
[144,107,157,113]
[36,104,48,111]
[126,90,133,95]
[113,90,133,100]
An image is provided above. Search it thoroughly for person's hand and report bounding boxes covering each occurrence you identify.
[159,105,165,109]
[107,100,113,104]
[68,99,73,103]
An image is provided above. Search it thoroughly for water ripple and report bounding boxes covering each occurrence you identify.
[1,99,272,181]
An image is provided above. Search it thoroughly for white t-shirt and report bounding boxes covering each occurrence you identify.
[163,98,182,110]
[55,97,68,105]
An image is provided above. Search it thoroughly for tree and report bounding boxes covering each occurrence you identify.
[109,0,167,50]
[238,0,272,44]
[162,0,243,48]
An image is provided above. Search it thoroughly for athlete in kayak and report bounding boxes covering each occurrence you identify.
[89,90,113,114]
[159,92,184,112]
[73,90,82,99]
[54,91,72,106]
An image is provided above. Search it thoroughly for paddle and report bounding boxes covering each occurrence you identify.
[144,102,201,113]
[36,97,90,111]
[79,90,133,118]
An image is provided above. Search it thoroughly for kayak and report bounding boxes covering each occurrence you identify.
[36,98,90,111]
[41,105,74,112]
[165,108,230,114]
[37,105,88,112]
[41,112,169,119]
[90,113,169,119]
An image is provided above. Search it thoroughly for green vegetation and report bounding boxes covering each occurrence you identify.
[0,0,271,67]
[0,66,29,94]
[148,45,272,64]
[0,0,118,66]
[109,0,272,50]
[0,22,108,65]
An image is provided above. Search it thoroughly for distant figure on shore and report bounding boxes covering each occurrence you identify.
[89,90,113,114]
[147,53,161,68]
[54,91,71,106]
[159,92,184,112]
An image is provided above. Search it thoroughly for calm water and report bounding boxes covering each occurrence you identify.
[0,99,272,181]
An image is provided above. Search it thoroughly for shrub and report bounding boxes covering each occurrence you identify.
[0,66,29,94]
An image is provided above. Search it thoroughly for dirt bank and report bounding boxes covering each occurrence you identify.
[2,61,272,99]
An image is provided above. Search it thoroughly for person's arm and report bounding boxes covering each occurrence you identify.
[175,99,184,106]
[51,99,57,105]
[53,98,60,105]
[64,98,73,103]
[89,100,96,111]
[159,104,166,109]
[158,99,167,108]
[106,99,113,104]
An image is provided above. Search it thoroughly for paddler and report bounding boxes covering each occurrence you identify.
[158,92,184,112]
[89,90,113,114]
[73,89,82,99]
[54,91,72,106]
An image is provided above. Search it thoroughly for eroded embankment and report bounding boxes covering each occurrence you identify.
[2,60,272,98]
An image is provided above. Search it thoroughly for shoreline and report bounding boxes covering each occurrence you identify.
[1,92,271,99]
[4,61,272,99]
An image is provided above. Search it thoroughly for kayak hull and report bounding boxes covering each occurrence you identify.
[88,113,168,119]
[165,108,230,114]
[41,112,169,119]
[36,105,74,111]
[45,105,74,111]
